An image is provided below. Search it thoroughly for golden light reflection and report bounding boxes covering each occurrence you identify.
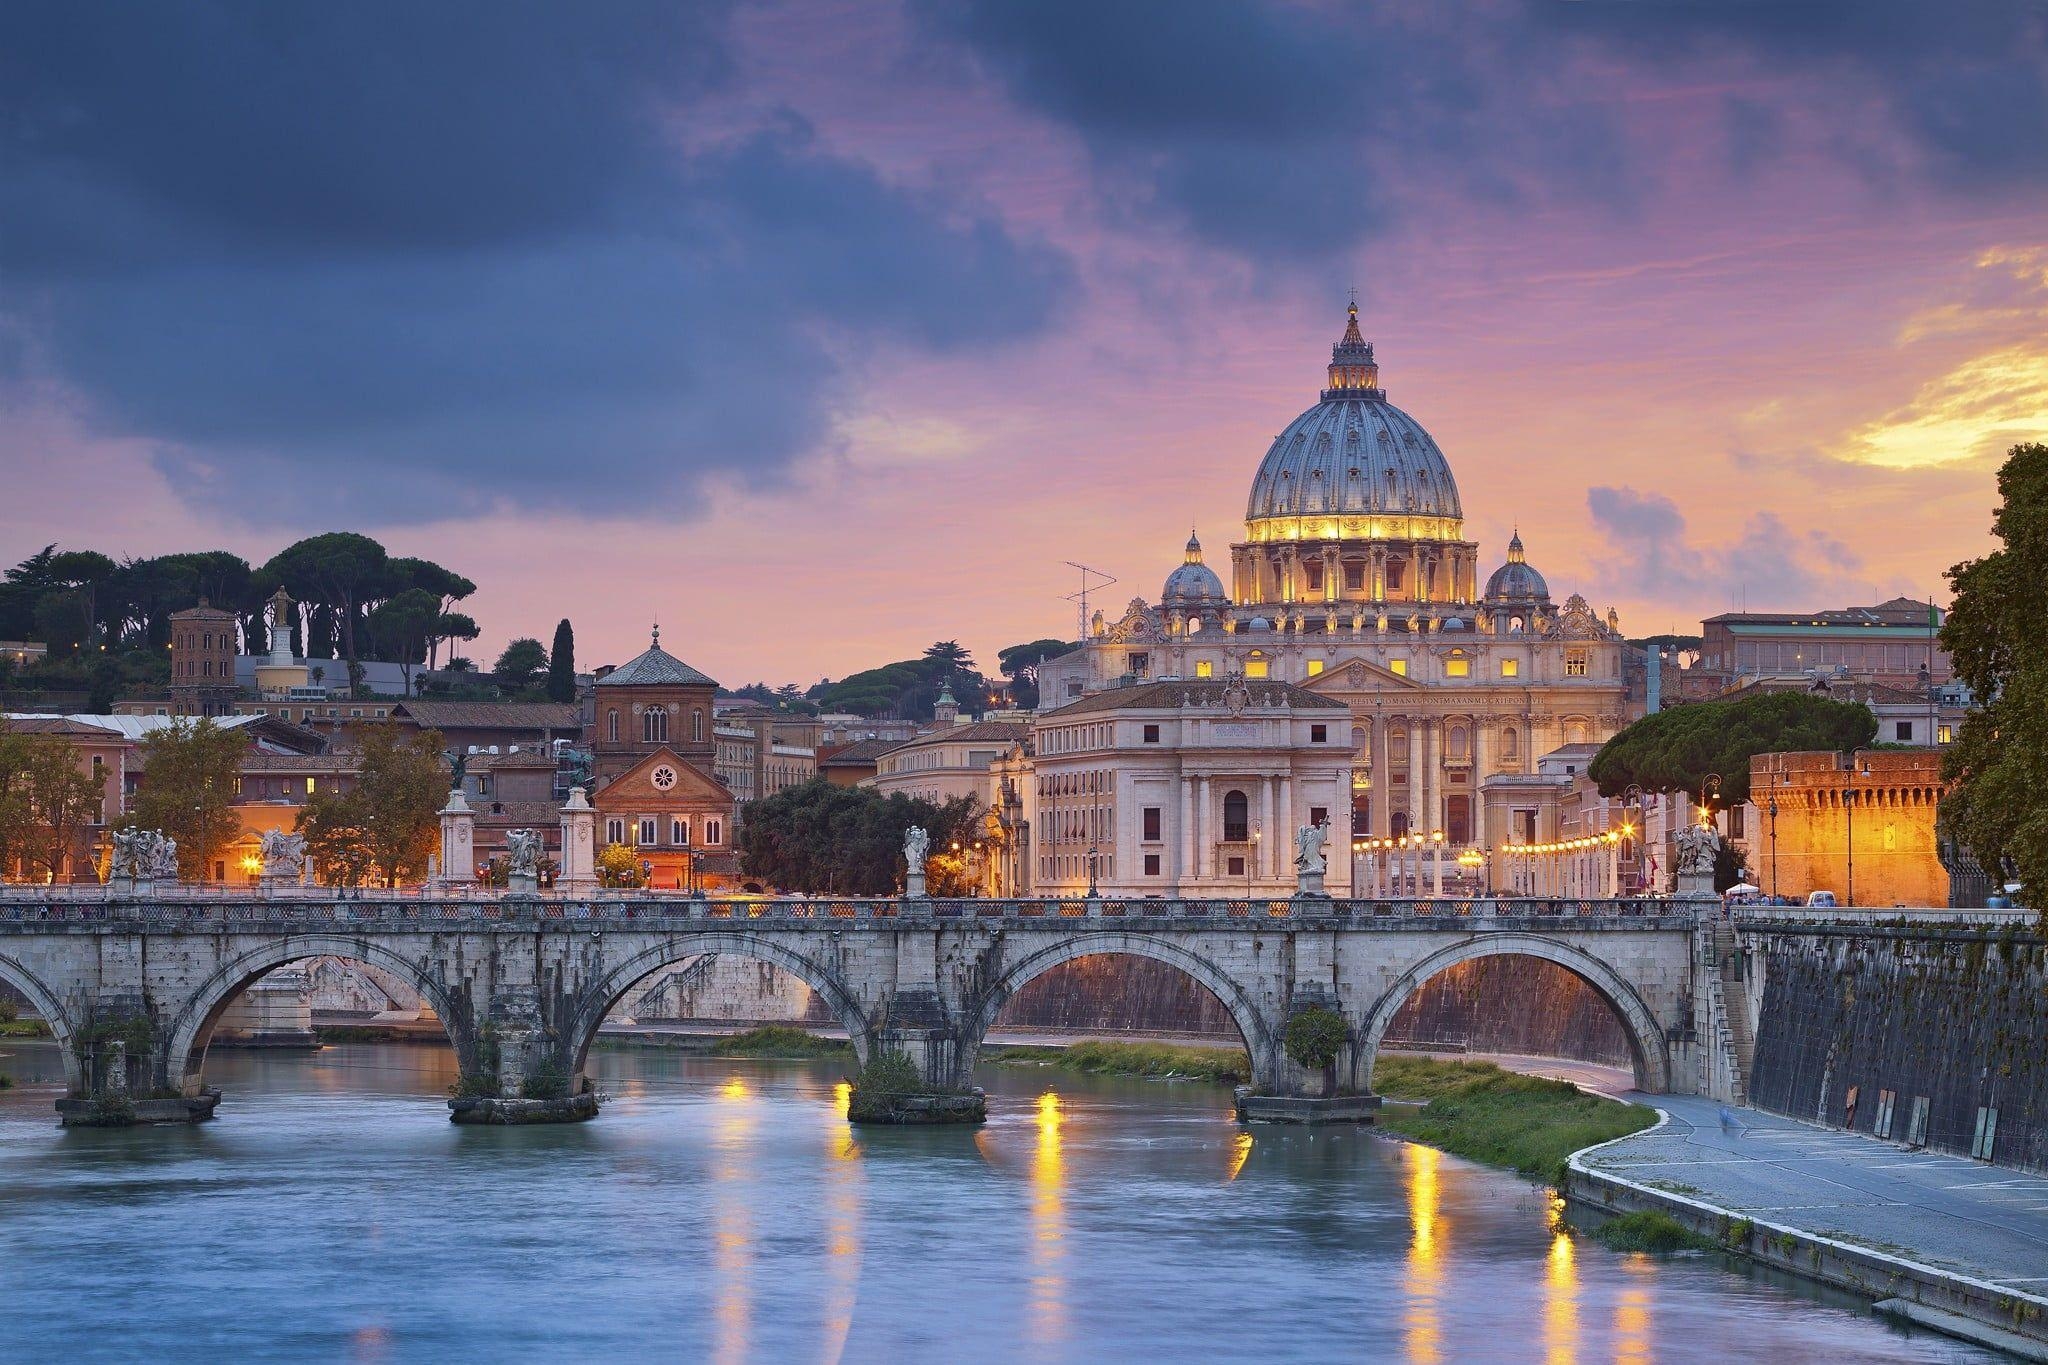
[711,1072,757,1365]
[1543,1232,1578,1365]
[1226,1130,1253,1181]
[834,1079,852,1121]
[1403,1143,1444,1364]
[823,1081,864,1363]
[1614,1255,1655,1365]
[1031,1091,1068,1346]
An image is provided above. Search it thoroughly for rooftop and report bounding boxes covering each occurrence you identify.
[1041,679,1348,716]
[596,626,719,689]
[392,701,581,732]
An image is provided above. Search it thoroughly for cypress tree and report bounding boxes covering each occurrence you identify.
[547,618,576,702]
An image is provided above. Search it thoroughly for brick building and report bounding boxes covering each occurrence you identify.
[1744,749,1948,907]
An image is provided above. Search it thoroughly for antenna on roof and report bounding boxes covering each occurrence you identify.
[1062,561,1118,643]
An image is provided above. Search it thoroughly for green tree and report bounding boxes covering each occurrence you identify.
[127,719,250,881]
[366,588,442,696]
[263,533,390,696]
[0,730,34,878]
[1939,442,2048,909]
[19,737,106,883]
[1283,1007,1349,1096]
[738,779,981,894]
[1587,690,1878,809]
[547,619,577,703]
[494,637,549,686]
[997,637,1074,709]
[596,842,644,888]
[296,723,447,887]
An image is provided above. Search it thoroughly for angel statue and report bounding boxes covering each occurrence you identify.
[506,829,542,876]
[149,834,180,880]
[1293,822,1329,875]
[260,829,308,878]
[903,825,930,867]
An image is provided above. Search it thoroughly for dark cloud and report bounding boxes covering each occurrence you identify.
[0,2,1074,520]
[1587,485,1873,608]
[921,0,2048,269]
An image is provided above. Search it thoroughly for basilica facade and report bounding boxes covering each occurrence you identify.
[1028,306,1633,885]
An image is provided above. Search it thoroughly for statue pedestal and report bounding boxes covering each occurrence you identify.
[507,871,540,896]
[1676,870,1717,898]
[904,871,927,899]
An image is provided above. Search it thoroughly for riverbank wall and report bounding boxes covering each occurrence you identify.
[1735,910,2046,1173]
[1566,1115,2048,1360]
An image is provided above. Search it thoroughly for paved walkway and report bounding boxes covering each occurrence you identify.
[1580,1092,2048,1297]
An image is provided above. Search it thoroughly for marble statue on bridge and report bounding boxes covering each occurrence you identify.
[111,828,179,884]
[1294,822,1330,897]
[903,826,930,898]
[259,830,308,882]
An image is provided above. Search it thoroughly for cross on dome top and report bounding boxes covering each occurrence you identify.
[1324,300,1383,401]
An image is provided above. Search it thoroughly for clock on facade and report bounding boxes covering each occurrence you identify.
[650,765,678,791]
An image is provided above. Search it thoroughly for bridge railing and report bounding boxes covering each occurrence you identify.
[0,888,1699,926]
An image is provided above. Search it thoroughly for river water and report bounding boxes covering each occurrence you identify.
[0,1040,1998,1362]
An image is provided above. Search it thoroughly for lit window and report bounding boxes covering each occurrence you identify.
[1245,659,1270,679]
[1306,659,1325,676]
[1501,659,1519,678]
[1390,659,1408,676]
[1445,658,1469,678]
[1565,654,1588,677]
[1938,724,1953,744]
[306,777,316,795]
[1195,661,1213,678]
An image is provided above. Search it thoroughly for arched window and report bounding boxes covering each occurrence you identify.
[1223,789,1249,842]
[1501,727,1519,760]
[643,708,668,743]
[705,819,722,846]
[672,818,689,845]
[692,709,705,742]
[606,818,624,844]
[607,709,619,743]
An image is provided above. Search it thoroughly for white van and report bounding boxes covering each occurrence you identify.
[1805,890,1838,908]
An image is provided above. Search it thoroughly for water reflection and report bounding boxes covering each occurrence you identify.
[823,1081,863,1362]
[1031,1091,1066,1347]
[711,1072,756,1365]
[1544,1232,1578,1364]
[1226,1130,1253,1181]
[1616,1254,1655,1364]
[1403,1142,1444,1364]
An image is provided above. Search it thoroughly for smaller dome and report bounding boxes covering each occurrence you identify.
[1485,529,1551,602]
[1246,616,1272,633]
[1162,529,1227,607]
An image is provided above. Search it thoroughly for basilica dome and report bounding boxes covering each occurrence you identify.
[1484,531,1550,601]
[1244,304,1462,539]
[1161,531,1228,608]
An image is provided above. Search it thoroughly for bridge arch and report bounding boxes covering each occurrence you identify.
[569,932,872,1075]
[165,935,467,1090]
[0,951,79,1090]
[959,933,1278,1088]
[1359,934,1671,1093]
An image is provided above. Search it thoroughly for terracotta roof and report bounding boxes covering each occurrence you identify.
[817,737,906,766]
[467,749,557,769]
[392,701,580,731]
[239,753,361,772]
[887,721,1033,749]
[4,717,119,736]
[1039,679,1347,716]
[471,801,564,826]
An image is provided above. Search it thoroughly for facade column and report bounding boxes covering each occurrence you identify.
[1178,771,1194,889]
[1406,719,1424,834]
[1423,719,1441,837]
[1195,777,1210,880]
[1470,717,1488,852]
[1370,711,1390,839]
[1258,777,1275,881]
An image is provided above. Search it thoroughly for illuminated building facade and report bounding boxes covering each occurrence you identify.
[1035,306,1633,872]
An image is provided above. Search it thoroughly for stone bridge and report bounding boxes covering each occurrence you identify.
[0,891,1718,1120]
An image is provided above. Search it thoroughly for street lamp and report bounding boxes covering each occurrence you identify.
[1431,828,1446,898]
[1845,759,1871,907]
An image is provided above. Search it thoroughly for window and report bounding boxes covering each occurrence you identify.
[306,777,316,795]
[1194,661,1213,678]
[1344,563,1364,591]
[1307,659,1325,676]
[375,708,387,719]
[638,818,657,845]
[1068,681,1084,698]
[1142,724,1160,744]
[1311,724,1328,743]
[692,709,705,742]
[607,709,620,743]
[1938,723,1953,744]
[350,709,363,718]
[706,819,722,845]
[1223,789,1249,842]
[1226,856,1245,876]
[1309,805,1328,828]
[1501,658,1519,678]
[1565,653,1588,677]
[1445,658,1469,678]
[1895,721,1913,742]
[1245,658,1269,679]
[1144,853,1161,876]
[1129,652,1149,677]
[672,818,688,845]
[644,708,669,743]
[1142,807,1162,841]
[1389,659,1408,676]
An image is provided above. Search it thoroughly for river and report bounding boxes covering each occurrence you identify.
[0,1040,1999,1362]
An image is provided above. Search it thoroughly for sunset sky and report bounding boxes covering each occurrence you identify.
[4,2,2045,685]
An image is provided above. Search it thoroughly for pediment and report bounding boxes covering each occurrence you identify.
[1305,658,1427,695]
[597,747,731,806]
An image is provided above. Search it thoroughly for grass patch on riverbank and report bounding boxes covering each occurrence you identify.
[0,1019,51,1038]
[709,1026,853,1059]
[1373,1057,1655,1187]
[990,1040,1250,1084]
[1592,1210,1716,1253]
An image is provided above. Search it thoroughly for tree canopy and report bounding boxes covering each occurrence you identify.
[738,778,982,895]
[126,719,251,880]
[297,723,447,886]
[1587,690,1877,809]
[494,637,549,684]
[547,619,577,703]
[1939,442,2048,906]
[808,640,994,720]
